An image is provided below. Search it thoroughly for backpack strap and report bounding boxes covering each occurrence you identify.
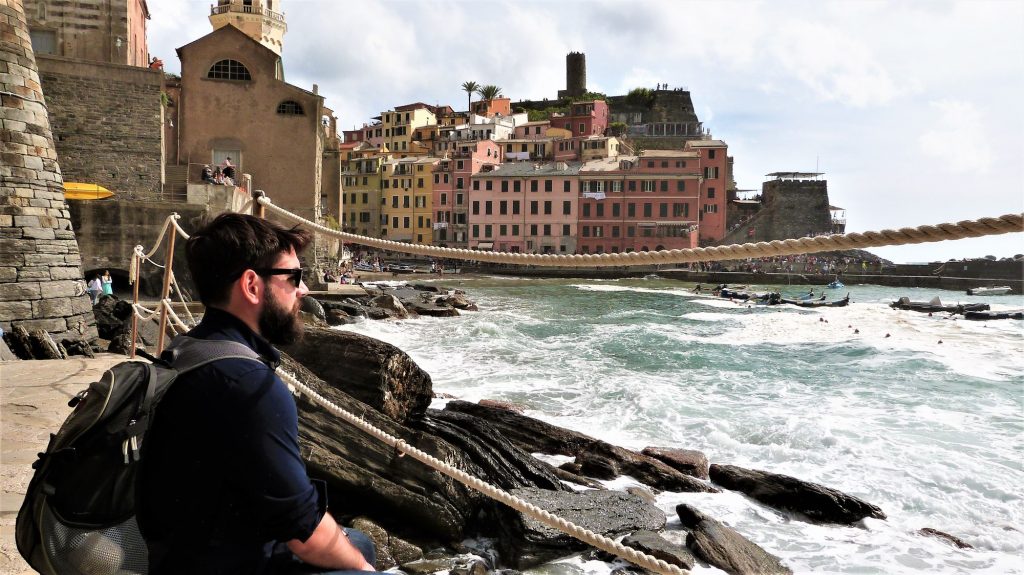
[162,335,266,375]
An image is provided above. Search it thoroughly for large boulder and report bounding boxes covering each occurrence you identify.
[29,329,66,359]
[642,446,710,480]
[279,327,433,424]
[444,400,598,456]
[581,442,718,493]
[709,464,886,524]
[493,488,666,568]
[676,504,791,575]
[620,530,696,570]
[92,296,132,339]
[369,294,409,319]
[281,353,484,543]
[301,296,327,322]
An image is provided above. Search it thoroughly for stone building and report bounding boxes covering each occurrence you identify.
[22,0,151,67]
[1,0,95,338]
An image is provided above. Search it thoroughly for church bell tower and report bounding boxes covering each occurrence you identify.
[209,0,287,55]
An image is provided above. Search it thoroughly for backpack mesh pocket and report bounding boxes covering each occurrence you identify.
[41,502,149,575]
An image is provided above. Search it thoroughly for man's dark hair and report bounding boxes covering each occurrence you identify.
[186,213,312,306]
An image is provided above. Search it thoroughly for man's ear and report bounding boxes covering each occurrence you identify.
[238,269,262,305]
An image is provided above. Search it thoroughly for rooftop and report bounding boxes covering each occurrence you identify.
[580,156,638,173]
[766,172,825,179]
[639,149,700,158]
[475,161,582,177]
[686,139,726,148]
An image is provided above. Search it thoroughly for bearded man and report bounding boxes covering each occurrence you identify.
[139,213,381,574]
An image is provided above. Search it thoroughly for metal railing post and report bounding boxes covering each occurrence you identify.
[155,220,178,355]
[130,251,140,359]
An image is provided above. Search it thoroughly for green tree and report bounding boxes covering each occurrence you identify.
[625,87,655,108]
[461,81,479,113]
[475,84,503,111]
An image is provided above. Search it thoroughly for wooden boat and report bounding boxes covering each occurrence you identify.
[966,286,1012,296]
[963,309,1024,320]
[890,296,990,314]
[781,294,850,308]
[63,182,114,200]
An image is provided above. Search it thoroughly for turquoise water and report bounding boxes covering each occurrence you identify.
[336,277,1024,574]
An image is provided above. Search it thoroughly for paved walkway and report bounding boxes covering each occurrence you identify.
[0,355,129,575]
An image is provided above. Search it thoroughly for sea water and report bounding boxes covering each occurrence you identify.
[334,277,1024,574]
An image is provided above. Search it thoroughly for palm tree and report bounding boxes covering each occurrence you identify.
[475,84,503,112]
[461,81,479,114]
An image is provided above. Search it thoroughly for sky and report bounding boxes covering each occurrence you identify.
[148,0,1024,263]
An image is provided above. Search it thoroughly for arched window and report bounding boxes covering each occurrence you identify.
[207,59,251,81]
[276,101,304,115]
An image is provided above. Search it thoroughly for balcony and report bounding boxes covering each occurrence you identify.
[210,1,285,23]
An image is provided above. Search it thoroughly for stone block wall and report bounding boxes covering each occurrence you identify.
[742,179,833,243]
[1,0,95,338]
[36,54,163,198]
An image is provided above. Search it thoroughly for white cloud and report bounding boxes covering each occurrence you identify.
[918,100,992,174]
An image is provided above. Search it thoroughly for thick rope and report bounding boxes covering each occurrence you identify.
[257,196,1022,267]
[275,369,686,575]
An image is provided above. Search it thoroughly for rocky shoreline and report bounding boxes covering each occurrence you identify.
[0,283,977,574]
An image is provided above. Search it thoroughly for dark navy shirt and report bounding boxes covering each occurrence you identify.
[139,308,322,574]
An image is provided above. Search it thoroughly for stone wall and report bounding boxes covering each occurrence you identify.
[746,179,833,242]
[0,0,95,337]
[68,198,208,297]
[35,54,163,198]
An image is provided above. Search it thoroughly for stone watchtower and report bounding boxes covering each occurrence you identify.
[210,0,288,55]
[558,52,587,100]
[1,0,95,338]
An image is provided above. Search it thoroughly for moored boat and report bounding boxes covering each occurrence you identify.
[966,286,1012,296]
[890,296,990,314]
[827,280,845,289]
[781,294,851,308]
[963,309,1024,320]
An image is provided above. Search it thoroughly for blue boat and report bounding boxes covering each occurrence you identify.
[827,280,845,289]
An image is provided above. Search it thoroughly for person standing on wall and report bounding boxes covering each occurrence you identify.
[138,213,383,574]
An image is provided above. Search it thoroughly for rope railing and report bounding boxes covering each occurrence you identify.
[256,194,1023,267]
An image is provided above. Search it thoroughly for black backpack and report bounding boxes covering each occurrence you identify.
[15,336,263,575]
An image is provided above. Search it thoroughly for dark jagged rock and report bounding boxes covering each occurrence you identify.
[445,401,717,493]
[709,464,885,524]
[625,486,657,504]
[322,300,367,318]
[551,466,603,489]
[448,558,489,575]
[558,462,583,474]
[444,400,598,456]
[405,301,460,318]
[370,294,409,319]
[279,327,433,424]
[366,307,391,320]
[437,293,477,310]
[281,353,484,542]
[494,488,666,568]
[325,309,356,326]
[29,328,65,359]
[419,409,570,492]
[478,399,523,413]
[401,558,459,574]
[4,326,34,359]
[677,504,792,575]
[301,296,327,322]
[621,530,696,570]
[919,528,973,549]
[577,451,619,480]
[582,442,719,493]
[642,446,710,480]
[108,329,136,355]
[412,283,441,293]
[61,338,95,358]
[350,516,424,569]
[0,337,16,361]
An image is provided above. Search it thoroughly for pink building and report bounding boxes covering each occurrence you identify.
[685,140,730,244]
[433,140,501,247]
[550,100,609,138]
[577,151,701,254]
[469,162,580,253]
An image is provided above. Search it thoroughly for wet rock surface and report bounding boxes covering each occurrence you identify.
[620,530,696,570]
[493,488,667,568]
[677,503,792,575]
[709,464,886,524]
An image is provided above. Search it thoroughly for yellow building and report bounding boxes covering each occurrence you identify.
[379,103,437,156]
[342,144,387,237]
[380,156,438,243]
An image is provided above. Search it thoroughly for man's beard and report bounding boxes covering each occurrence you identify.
[258,288,303,345]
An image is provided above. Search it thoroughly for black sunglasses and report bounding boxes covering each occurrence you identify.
[253,268,303,287]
